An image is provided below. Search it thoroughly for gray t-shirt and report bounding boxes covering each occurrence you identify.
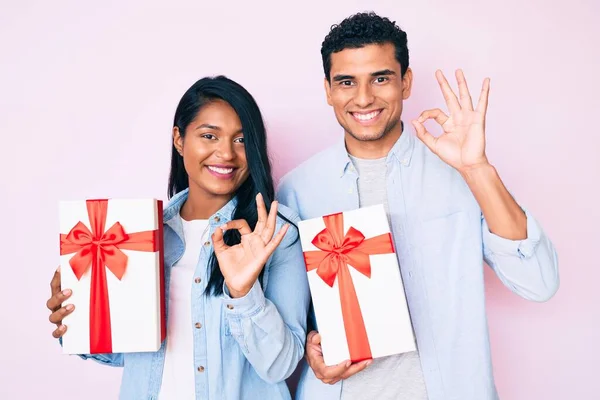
[340,155,428,400]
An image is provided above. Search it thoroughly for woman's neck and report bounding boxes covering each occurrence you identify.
[179,184,233,221]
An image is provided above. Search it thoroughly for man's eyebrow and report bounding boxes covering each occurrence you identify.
[371,69,396,77]
[332,74,355,82]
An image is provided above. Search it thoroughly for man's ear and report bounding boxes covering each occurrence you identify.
[324,77,333,106]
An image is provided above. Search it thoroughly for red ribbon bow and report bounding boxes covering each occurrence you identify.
[303,212,395,363]
[60,199,162,354]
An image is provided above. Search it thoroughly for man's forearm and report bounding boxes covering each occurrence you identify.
[460,163,527,240]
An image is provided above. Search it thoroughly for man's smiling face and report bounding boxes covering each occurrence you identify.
[325,42,413,143]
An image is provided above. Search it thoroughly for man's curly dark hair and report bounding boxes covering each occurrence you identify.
[321,12,409,82]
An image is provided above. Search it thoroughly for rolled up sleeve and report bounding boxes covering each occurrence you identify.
[482,207,560,302]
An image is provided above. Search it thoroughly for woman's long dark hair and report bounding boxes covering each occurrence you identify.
[167,75,295,296]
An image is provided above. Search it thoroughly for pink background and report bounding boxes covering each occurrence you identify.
[1,1,598,399]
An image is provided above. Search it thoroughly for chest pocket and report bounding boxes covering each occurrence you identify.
[412,210,476,249]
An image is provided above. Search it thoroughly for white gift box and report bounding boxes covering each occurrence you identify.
[59,198,165,355]
[298,204,416,366]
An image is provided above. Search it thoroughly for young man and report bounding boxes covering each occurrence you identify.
[277,12,559,400]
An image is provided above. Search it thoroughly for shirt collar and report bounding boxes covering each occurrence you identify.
[386,124,415,167]
[332,121,416,177]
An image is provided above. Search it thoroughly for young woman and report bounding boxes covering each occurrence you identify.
[46,76,310,399]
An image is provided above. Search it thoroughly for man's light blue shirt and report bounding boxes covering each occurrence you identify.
[276,129,559,400]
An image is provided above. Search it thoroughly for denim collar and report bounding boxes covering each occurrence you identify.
[162,188,238,235]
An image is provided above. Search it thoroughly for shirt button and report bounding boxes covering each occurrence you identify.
[214,216,220,223]
[348,188,353,194]
[226,304,234,310]
[204,241,210,246]
[197,366,205,372]
[195,322,202,329]
[195,277,202,284]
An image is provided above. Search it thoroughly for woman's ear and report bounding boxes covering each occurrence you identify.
[173,126,184,156]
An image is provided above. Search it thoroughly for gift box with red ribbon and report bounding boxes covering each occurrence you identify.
[59,198,165,355]
[299,204,416,366]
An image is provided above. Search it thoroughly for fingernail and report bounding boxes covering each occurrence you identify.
[62,289,71,296]
[56,266,61,272]
[346,361,351,367]
[66,304,74,311]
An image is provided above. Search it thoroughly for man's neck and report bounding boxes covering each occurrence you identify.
[345,122,403,160]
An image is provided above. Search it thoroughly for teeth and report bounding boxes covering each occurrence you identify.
[353,111,380,121]
[208,166,234,174]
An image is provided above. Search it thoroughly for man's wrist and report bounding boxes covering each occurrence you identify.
[459,161,496,185]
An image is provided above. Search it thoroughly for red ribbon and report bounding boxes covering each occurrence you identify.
[60,199,162,354]
[303,212,395,363]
